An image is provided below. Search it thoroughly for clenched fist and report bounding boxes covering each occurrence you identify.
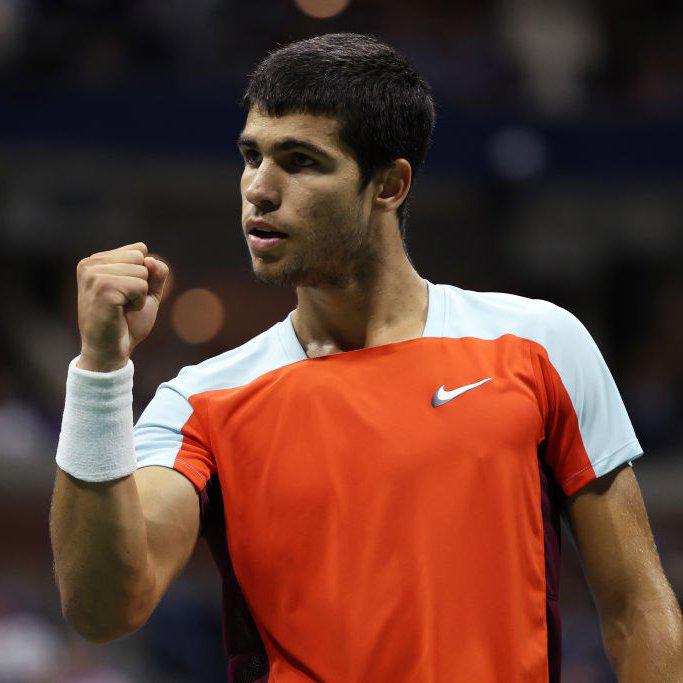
[76,243,169,372]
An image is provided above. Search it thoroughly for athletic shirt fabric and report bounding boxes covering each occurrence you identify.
[134,281,643,682]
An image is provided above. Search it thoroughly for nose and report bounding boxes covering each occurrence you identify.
[243,159,281,212]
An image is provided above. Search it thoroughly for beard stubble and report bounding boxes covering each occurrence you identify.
[252,201,378,289]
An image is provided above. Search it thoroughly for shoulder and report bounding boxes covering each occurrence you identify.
[435,282,589,353]
[160,319,296,400]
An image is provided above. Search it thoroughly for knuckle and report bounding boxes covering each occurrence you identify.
[129,251,145,265]
[81,271,96,290]
[128,280,147,298]
[94,278,112,296]
[76,257,90,274]
[102,290,123,307]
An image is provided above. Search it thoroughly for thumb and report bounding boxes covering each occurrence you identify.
[145,256,170,304]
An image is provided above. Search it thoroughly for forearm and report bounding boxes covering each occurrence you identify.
[602,596,683,682]
[50,467,156,642]
[50,244,173,642]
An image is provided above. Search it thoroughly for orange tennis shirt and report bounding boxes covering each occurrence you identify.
[134,281,643,682]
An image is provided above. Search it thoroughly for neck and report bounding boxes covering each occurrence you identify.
[292,227,428,357]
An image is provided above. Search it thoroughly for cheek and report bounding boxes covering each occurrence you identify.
[304,183,359,222]
[290,186,326,224]
[301,199,343,238]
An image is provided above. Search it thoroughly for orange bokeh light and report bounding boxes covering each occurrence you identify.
[170,288,225,344]
[293,0,351,19]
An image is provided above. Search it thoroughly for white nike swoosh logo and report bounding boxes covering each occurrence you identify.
[431,377,493,407]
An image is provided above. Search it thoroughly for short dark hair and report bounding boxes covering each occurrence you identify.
[242,33,436,234]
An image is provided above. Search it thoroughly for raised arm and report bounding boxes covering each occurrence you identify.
[49,243,199,642]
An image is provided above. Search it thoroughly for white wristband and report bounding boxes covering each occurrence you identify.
[56,356,137,482]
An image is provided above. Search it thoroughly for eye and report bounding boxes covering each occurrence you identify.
[242,149,261,166]
[291,153,315,168]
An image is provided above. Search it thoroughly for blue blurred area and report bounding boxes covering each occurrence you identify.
[3,87,683,178]
[1,1,682,681]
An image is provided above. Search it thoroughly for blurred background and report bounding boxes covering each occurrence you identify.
[1,0,682,680]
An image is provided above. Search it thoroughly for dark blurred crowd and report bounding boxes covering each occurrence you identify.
[0,0,682,115]
[1,1,682,681]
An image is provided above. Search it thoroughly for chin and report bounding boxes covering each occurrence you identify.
[251,257,346,288]
[251,254,306,287]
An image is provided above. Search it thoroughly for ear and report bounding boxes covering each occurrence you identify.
[374,158,412,214]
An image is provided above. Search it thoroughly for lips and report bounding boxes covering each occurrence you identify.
[246,220,288,238]
[245,220,288,252]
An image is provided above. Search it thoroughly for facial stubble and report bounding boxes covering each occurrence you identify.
[251,200,378,289]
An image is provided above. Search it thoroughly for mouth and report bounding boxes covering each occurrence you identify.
[248,227,288,239]
[246,223,289,252]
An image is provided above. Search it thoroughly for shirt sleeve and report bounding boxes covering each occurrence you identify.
[133,377,216,493]
[530,304,643,497]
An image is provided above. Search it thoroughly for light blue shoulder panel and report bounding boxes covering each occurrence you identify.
[134,318,305,472]
[435,284,643,479]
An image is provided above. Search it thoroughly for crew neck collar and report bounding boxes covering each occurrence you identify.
[277,279,445,363]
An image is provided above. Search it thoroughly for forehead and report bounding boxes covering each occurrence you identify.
[240,107,349,158]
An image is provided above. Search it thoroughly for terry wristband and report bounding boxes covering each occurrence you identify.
[55,356,137,482]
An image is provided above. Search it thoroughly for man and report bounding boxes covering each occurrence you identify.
[50,33,682,682]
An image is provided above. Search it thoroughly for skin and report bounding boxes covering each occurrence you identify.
[75,243,168,372]
[563,464,683,681]
[51,242,198,640]
[51,108,683,682]
[50,108,425,642]
[238,107,426,356]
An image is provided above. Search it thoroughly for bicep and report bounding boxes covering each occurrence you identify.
[562,463,670,619]
[135,465,200,600]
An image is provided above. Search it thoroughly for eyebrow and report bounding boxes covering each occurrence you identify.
[236,134,334,160]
